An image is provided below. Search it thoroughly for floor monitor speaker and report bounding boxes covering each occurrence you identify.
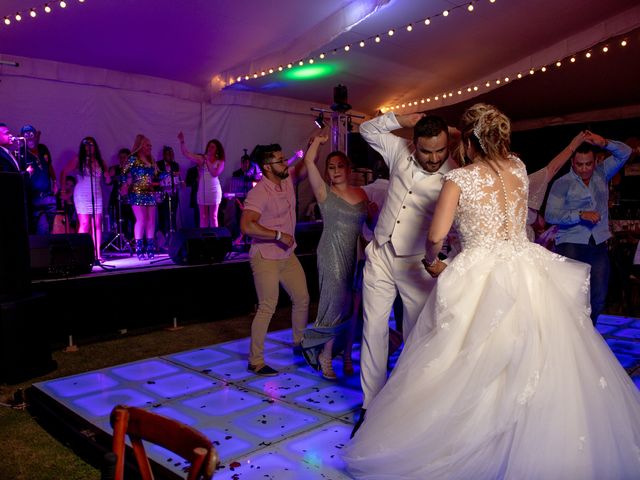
[29,234,95,279]
[169,227,232,265]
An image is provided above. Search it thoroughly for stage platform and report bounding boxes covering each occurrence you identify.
[27,315,640,479]
[29,250,320,349]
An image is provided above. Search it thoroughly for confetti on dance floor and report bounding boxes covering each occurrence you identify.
[33,315,640,478]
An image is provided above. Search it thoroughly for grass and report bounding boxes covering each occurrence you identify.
[0,306,306,480]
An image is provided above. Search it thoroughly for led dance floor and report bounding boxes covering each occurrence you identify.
[31,316,640,479]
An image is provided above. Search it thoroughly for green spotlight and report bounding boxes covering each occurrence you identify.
[283,63,336,80]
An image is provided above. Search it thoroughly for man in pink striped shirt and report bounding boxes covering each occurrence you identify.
[241,143,309,376]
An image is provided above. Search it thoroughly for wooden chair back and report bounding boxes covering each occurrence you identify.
[109,404,218,480]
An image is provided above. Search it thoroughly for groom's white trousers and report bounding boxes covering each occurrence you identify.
[360,240,436,408]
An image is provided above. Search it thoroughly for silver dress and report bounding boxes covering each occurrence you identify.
[302,184,367,368]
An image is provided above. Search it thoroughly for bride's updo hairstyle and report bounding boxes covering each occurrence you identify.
[460,103,511,161]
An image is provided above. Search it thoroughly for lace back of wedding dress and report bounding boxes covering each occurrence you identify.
[447,156,529,250]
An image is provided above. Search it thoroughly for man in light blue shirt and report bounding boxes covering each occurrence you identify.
[546,131,631,325]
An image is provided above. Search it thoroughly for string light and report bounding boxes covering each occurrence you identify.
[0,0,91,28]
[229,0,493,85]
[221,0,633,109]
[380,32,632,112]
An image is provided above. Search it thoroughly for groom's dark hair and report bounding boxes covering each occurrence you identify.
[414,115,448,142]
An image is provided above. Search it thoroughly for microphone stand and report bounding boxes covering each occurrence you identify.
[87,152,114,270]
[103,186,132,255]
[150,164,177,265]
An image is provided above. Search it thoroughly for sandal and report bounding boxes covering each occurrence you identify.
[319,349,337,380]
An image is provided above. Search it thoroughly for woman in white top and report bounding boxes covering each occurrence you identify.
[177,132,225,228]
[61,137,108,260]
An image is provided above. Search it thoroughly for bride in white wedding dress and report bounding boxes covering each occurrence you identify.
[343,104,640,480]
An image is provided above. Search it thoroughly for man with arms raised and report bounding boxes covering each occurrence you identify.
[354,112,457,434]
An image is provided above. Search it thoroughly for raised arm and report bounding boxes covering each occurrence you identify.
[583,131,632,180]
[303,134,330,203]
[359,112,424,170]
[289,146,308,185]
[177,131,204,166]
[423,180,461,277]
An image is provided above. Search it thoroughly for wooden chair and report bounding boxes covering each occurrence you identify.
[108,404,218,480]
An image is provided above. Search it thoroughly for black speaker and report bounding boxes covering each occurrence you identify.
[347,132,385,171]
[29,234,95,279]
[169,227,232,265]
[0,173,30,300]
[0,293,57,384]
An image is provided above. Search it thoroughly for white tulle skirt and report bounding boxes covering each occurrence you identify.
[344,242,640,480]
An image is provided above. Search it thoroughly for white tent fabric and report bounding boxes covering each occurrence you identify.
[1,59,345,227]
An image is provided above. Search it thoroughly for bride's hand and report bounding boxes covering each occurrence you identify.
[423,258,447,278]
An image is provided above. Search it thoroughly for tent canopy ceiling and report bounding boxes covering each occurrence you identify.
[1,0,639,121]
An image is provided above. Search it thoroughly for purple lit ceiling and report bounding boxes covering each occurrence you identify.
[1,0,639,119]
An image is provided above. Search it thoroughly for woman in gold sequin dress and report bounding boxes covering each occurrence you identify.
[122,134,159,260]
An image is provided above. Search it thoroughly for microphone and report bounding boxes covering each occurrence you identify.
[9,135,26,142]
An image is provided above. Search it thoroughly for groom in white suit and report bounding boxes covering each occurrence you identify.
[354,112,457,435]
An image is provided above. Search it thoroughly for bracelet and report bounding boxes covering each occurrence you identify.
[422,256,438,268]
[275,230,282,241]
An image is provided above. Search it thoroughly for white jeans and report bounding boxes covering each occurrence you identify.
[360,241,436,408]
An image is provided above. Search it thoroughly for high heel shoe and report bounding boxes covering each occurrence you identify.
[342,354,354,376]
[135,239,146,261]
[319,350,337,380]
[146,239,156,260]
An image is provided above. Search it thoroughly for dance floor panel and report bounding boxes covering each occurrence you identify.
[33,328,359,479]
[31,315,640,479]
